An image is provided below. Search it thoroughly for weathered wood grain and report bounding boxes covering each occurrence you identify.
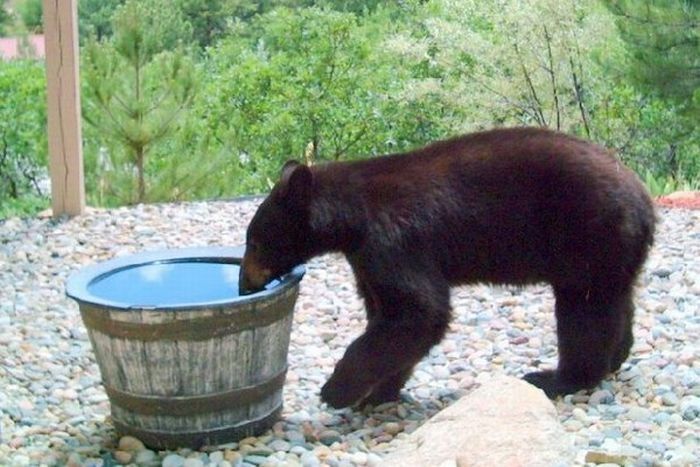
[82,285,299,448]
[43,0,85,216]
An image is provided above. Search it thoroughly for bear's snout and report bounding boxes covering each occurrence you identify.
[239,253,272,294]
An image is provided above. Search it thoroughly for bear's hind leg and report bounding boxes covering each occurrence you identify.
[609,292,635,373]
[524,285,632,398]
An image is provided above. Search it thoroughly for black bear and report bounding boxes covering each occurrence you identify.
[240,127,655,408]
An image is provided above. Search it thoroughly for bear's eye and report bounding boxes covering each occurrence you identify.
[248,240,276,257]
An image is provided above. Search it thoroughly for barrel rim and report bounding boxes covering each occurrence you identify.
[65,246,305,311]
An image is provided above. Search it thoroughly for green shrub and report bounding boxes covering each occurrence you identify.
[0,194,49,219]
[17,0,43,32]
[0,60,48,218]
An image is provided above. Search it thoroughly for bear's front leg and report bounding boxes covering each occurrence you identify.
[360,366,414,407]
[320,269,451,409]
[321,320,448,408]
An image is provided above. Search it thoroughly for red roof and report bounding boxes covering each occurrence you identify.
[0,34,45,60]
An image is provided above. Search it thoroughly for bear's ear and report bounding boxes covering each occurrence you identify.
[275,160,312,208]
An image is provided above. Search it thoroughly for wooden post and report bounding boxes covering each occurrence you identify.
[43,0,85,217]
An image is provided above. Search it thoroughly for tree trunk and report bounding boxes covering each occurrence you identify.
[136,146,146,203]
[543,26,561,131]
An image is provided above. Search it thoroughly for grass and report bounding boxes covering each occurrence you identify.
[643,170,700,198]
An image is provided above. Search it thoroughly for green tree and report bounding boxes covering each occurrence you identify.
[174,0,351,49]
[191,6,422,195]
[17,0,42,32]
[602,0,699,182]
[0,60,48,214]
[82,0,196,205]
[589,84,691,176]
[79,0,126,41]
[383,0,620,135]
[316,0,384,15]
[70,0,697,205]
[0,4,12,36]
[603,0,699,109]
[174,0,259,49]
[380,0,699,182]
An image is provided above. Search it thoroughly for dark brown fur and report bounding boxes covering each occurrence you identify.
[240,127,655,407]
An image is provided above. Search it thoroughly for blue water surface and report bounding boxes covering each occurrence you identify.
[87,261,277,308]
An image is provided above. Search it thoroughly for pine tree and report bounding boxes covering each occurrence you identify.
[602,0,699,179]
[82,0,196,204]
[603,0,699,111]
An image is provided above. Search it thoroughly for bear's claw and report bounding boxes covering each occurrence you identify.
[523,370,598,399]
[320,376,372,409]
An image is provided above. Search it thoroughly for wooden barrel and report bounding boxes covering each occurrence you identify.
[66,247,304,449]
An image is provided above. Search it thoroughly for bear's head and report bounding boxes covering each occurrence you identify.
[239,161,313,293]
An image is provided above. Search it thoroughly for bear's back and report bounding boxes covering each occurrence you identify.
[312,127,654,289]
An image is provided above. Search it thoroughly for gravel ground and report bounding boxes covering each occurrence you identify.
[0,200,698,467]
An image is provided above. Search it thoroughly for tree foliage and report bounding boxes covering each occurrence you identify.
[3,0,698,216]
[602,0,699,179]
[78,0,126,41]
[17,0,43,33]
[190,6,427,194]
[603,0,699,108]
[82,0,196,205]
[0,60,47,208]
[382,0,616,134]
[79,0,700,204]
[0,3,12,36]
[173,0,254,49]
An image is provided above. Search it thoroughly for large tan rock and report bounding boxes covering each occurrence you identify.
[382,376,575,467]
